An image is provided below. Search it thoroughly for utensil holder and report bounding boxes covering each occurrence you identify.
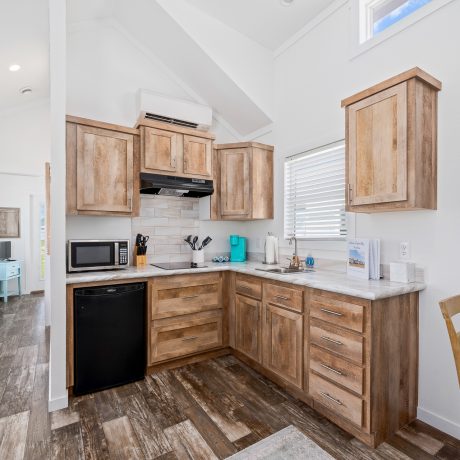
[134,246,147,267]
[192,250,205,265]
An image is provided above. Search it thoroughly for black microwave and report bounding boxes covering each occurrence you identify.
[67,240,130,273]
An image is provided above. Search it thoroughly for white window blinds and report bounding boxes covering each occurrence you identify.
[284,141,347,240]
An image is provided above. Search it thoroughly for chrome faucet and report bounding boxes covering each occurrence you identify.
[288,236,300,268]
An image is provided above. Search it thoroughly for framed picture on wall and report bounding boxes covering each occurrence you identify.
[0,208,20,238]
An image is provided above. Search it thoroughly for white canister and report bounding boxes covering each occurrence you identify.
[192,250,205,265]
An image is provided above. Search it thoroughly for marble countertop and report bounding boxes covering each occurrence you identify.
[66,261,426,300]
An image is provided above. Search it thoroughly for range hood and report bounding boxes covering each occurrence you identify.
[140,173,214,198]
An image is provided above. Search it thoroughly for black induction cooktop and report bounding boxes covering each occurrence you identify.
[152,262,208,270]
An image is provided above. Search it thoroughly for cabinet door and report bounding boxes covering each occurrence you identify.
[142,127,178,173]
[220,149,250,217]
[348,82,408,206]
[263,303,303,388]
[183,135,212,177]
[235,294,261,362]
[76,125,134,213]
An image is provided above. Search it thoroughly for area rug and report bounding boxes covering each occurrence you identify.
[226,425,334,459]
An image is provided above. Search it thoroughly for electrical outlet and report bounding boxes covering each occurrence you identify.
[400,241,410,260]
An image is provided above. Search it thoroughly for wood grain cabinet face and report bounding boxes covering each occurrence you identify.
[142,127,178,173]
[343,69,441,212]
[348,83,408,206]
[183,135,212,177]
[76,125,134,213]
[262,303,303,389]
[235,294,261,363]
[220,149,251,217]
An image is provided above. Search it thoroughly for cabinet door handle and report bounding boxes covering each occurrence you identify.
[321,336,343,346]
[320,363,344,376]
[320,392,343,406]
[275,295,289,301]
[182,336,198,341]
[182,295,199,300]
[128,197,133,211]
[348,184,353,204]
[320,308,343,317]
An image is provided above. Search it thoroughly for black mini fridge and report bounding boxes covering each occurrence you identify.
[74,283,146,396]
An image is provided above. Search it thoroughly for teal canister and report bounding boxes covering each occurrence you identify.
[229,235,247,262]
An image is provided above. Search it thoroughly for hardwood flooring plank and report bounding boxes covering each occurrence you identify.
[397,425,444,455]
[50,407,81,431]
[0,334,20,358]
[173,366,251,442]
[37,327,49,365]
[93,388,125,424]
[51,422,85,460]
[12,345,38,369]
[122,392,172,458]
[233,431,262,452]
[102,415,144,460]
[0,364,36,417]
[436,443,460,460]
[387,433,435,460]
[32,363,48,401]
[410,419,460,450]
[23,398,51,460]
[74,396,110,460]
[0,410,30,460]
[164,419,218,460]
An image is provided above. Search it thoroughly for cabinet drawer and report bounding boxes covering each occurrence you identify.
[310,345,363,395]
[7,263,20,278]
[264,283,303,313]
[151,310,223,363]
[309,372,363,427]
[235,275,262,300]
[310,294,364,333]
[310,320,363,364]
[151,273,221,319]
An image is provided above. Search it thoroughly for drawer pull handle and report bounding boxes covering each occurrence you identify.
[182,336,198,341]
[320,308,343,317]
[321,336,343,346]
[320,392,343,406]
[182,295,199,300]
[320,363,344,376]
[275,295,289,301]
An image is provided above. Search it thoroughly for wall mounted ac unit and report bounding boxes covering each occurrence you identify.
[136,89,212,131]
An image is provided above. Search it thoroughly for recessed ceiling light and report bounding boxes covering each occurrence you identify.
[19,86,32,95]
[9,64,21,72]
[280,0,294,6]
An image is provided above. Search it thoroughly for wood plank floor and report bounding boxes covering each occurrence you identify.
[1,294,459,459]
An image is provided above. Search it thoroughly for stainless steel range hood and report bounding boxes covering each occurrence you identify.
[140,173,214,198]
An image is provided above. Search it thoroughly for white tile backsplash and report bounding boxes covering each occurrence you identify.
[133,195,200,263]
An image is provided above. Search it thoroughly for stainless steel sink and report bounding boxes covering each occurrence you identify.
[255,267,315,275]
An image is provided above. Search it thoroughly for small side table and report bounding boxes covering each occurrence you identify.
[0,260,22,303]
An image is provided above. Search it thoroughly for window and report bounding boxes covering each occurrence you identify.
[284,141,347,240]
[353,0,454,54]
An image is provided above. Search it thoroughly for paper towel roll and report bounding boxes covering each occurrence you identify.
[265,235,278,264]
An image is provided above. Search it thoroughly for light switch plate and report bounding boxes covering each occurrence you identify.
[400,241,410,260]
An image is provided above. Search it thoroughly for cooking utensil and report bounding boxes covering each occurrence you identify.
[184,237,194,249]
[192,236,198,250]
[199,236,212,250]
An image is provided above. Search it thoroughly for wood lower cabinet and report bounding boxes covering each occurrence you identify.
[342,68,441,212]
[139,120,214,178]
[262,302,303,389]
[151,310,223,363]
[212,142,274,220]
[66,116,140,216]
[235,294,262,363]
[148,273,224,366]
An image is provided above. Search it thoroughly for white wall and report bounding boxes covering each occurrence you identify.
[0,100,50,294]
[258,0,460,437]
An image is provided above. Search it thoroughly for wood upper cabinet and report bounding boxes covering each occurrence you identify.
[139,120,214,178]
[183,135,212,177]
[66,116,140,216]
[262,302,303,389]
[212,142,274,220]
[142,127,178,173]
[342,67,441,212]
[235,294,261,363]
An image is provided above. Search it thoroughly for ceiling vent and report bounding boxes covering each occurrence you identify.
[137,90,212,131]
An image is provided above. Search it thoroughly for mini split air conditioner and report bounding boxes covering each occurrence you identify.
[136,89,212,131]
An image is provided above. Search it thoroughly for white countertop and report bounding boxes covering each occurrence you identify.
[66,261,425,300]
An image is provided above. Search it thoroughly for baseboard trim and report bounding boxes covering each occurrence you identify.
[417,407,460,440]
[48,395,68,412]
